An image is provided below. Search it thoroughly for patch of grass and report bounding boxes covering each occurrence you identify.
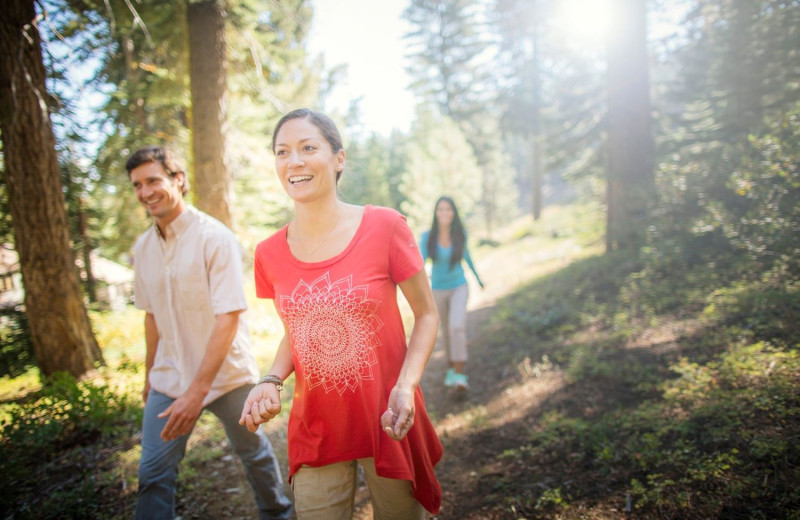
[90,306,146,363]
[0,366,40,403]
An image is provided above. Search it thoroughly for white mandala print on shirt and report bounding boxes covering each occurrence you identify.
[280,273,384,395]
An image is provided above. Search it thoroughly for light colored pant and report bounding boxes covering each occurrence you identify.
[135,386,292,520]
[291,458,426,520]
[433,283,469,363]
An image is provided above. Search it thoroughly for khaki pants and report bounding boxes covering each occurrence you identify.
[433,283,469,363]
[291,458,426,520]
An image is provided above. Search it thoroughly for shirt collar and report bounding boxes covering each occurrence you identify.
[156,205,194,240]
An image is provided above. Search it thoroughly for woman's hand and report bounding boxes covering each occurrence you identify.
[239,383,282,432]
[381,384,416,441]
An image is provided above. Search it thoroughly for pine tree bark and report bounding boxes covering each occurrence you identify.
[605,0,654,252]
[0,0,103,377]
[188,0,232,228]
[77,198,97,304]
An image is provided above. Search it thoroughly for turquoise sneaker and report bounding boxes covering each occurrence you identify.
[452,373,469,391]
[444,368,456,387]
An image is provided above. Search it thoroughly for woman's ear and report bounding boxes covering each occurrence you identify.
[337,149,346,171]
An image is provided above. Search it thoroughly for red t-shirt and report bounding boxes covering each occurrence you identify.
[254,205,443,513]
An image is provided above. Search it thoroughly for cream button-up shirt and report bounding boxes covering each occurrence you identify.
[133,205,258,405]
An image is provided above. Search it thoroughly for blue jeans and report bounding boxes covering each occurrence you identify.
[135,386,293,520]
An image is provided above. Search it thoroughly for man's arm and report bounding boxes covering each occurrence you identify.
[143,312,159,404]
[158,310,241,441]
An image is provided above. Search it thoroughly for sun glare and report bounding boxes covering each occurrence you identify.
[553,0,614,45]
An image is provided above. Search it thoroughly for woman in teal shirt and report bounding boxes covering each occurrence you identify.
[420,196,483,390]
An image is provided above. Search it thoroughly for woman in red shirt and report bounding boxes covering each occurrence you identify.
[240,108,443,519]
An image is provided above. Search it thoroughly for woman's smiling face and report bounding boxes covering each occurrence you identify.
[273,117,345,203]
[436,199,455,227]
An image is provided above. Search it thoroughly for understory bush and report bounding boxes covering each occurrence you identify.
[0,372,142,515]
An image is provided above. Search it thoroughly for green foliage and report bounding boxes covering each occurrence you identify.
[403,0,520,235]
[0,309,34,378]
[613,342,800,517]
[536,486,567,510]
[43,0,319,261]
[720,112,800,270]
[704,274,800,347]
[0,371,142,514]
[338,132,401,210]
[487,248,639,352]
[399,111,484,231]
[0,372,141,459]
[654,2,800,282]
[404,0,492,117]
[226,0,317,244]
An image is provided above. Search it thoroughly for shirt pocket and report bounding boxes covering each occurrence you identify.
[177,270,209,311]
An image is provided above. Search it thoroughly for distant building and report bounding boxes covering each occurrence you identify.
[0,244,23,310]
[0,244,134,311]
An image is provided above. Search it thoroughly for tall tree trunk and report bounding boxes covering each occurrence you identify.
[188,0,232,228]
[531,134,543,220]
[121,33,148,131]
[531,25,543,221]
[605,0,654,252]
[77,198,97,304]
[0,0,103,378]
[728,0,761,142]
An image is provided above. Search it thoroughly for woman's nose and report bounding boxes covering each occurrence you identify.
[287,151,304,168]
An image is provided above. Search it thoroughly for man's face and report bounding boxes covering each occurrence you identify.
[129,161,185,226]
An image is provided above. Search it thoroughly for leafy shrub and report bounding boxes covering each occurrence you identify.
[704,274,800,347]
[725,113,800,267]
[0,371,142,512]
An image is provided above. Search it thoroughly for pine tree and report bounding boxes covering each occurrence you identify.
[605,0,654,251]
[399,111,483,231]
[0,0,103,378]
[404,0,517,238]
[657,0,800,257]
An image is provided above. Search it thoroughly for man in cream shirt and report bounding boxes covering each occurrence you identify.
[126,145,291,520]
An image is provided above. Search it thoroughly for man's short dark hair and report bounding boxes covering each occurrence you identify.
[125,145,189,195]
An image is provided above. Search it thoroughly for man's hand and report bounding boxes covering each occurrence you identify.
[239,383,282,433]
[158,389,205,441]
[142,379,151,404]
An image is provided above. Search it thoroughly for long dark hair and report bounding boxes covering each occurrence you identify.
[427,196,465,269]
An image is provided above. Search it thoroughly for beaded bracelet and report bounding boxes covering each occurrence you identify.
[256,374,283,391]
